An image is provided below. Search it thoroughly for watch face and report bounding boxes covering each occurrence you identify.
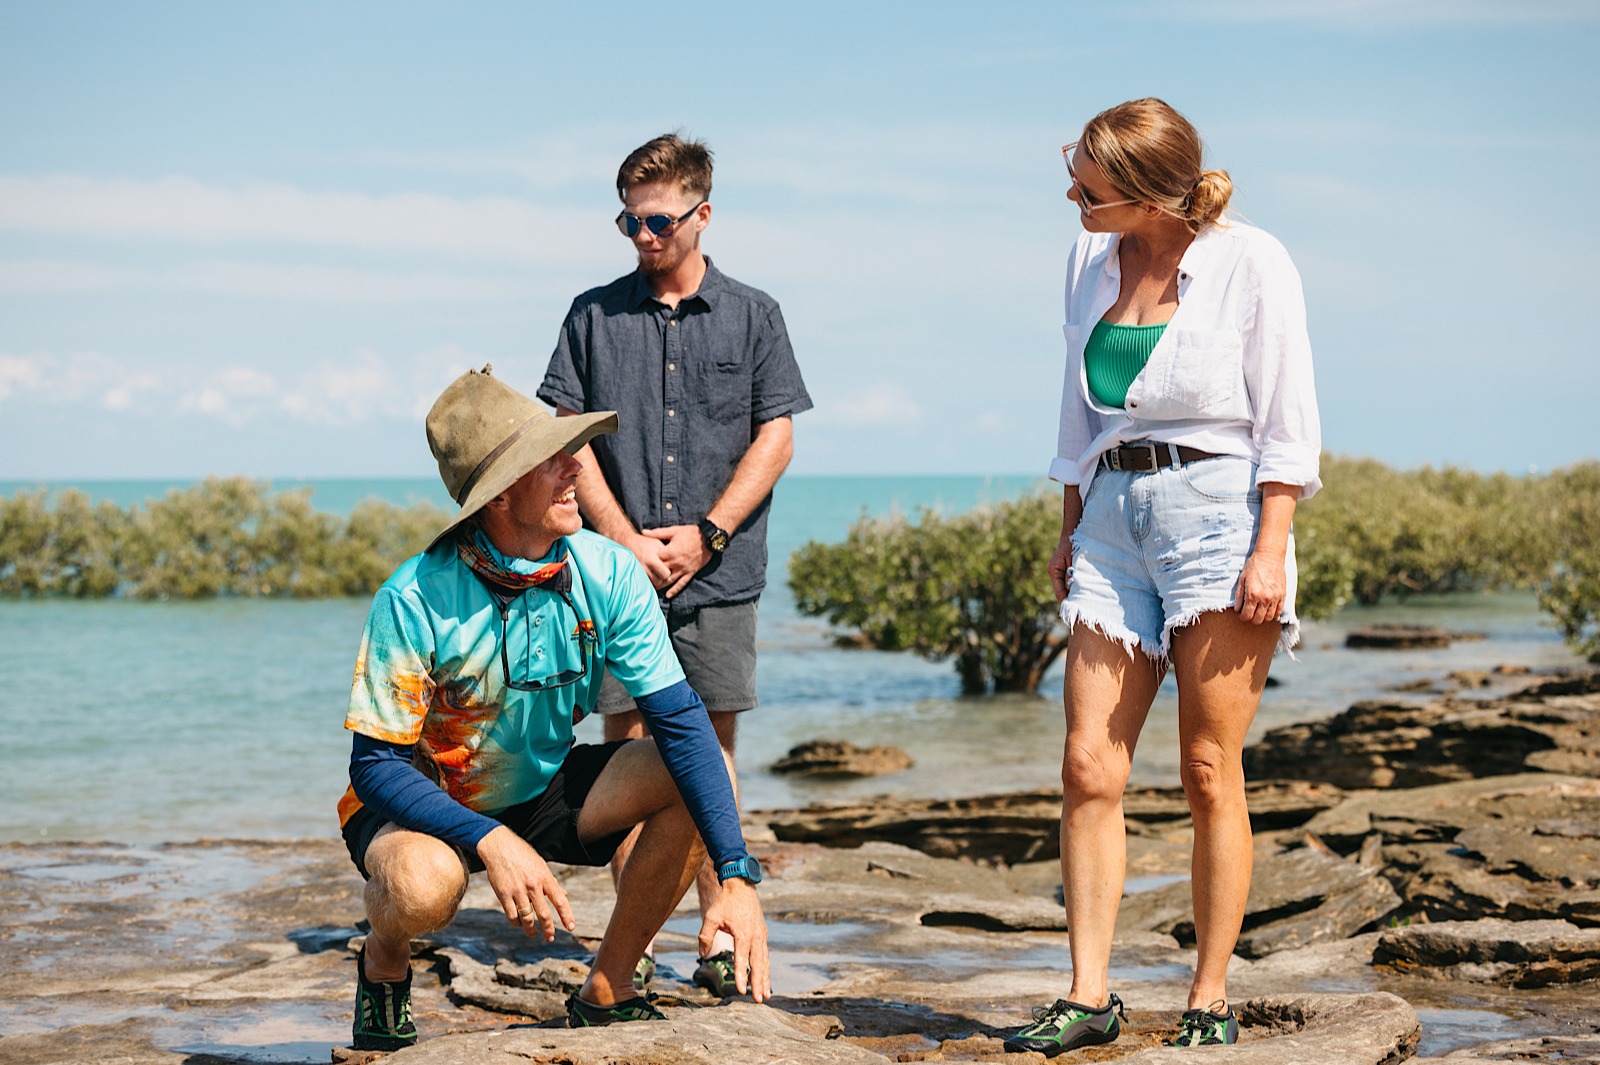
[701,520,729,553]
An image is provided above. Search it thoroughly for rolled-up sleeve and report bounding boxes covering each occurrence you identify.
[1243,239,1322,499]
[1051,323,1094,486]
[749,304,813,424]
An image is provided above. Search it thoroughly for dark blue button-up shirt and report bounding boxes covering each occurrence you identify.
[539,258,812,613]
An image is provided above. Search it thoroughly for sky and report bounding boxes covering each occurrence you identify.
[2,0,1597,481]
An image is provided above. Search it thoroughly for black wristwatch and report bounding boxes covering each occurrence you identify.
[698,518,731,555]
[716,855,763,885]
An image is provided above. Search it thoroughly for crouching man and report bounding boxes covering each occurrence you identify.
[336,366,769,1051]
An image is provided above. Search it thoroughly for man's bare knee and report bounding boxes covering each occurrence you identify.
[367,832,469,935]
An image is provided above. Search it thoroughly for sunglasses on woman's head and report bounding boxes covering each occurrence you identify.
[615,202,704,238]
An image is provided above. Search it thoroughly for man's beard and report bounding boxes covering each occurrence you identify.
[638,250,676,278]
[637,235,694,278]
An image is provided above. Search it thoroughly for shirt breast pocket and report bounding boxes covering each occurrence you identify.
[1128,328,1250,422]
[692,342,752,421]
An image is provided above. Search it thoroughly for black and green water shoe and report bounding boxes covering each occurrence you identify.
[565,991,666,1027]
[1003,992,1124,1056]
[351,947,418,1051]
[1170,1000,1239,1046]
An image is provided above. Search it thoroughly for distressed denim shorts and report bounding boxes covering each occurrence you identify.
[1061,454,1299,661]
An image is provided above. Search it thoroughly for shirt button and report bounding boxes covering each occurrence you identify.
[670,320,678,327]
[667,409,675,417]
[666,454,675,463]
[665,503,674,511]
[667,362,676,371]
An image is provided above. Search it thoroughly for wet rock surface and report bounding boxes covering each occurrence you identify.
[1374,919,1600,988]
[1345,624,1485,650]
[6,670,1600,1064]
[1243,668,1600,788]
[771,739,915,778]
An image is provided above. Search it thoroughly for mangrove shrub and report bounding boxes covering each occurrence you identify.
[789,456,1600,690]
[0,478,450,599]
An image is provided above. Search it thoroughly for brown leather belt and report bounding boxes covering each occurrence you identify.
[1099,441,1223,473]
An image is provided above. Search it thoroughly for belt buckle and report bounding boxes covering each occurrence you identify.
[1126,441,1161,472]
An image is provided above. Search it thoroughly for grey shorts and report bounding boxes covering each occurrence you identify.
[596,600,758,715]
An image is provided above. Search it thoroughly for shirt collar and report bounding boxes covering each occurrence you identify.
[624,255,723,313]
[1176,221,1229,280]
[1102,222,1225,288]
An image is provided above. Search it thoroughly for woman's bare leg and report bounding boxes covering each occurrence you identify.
[1060,627,1161,1007]
[1169,610,1278,1010]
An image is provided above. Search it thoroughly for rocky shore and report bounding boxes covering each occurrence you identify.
[3,669,1599,1064]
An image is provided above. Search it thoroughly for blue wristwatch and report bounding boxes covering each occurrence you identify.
[715,855,763,885]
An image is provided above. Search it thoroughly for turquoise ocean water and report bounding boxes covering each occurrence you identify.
[1,475,1584,845]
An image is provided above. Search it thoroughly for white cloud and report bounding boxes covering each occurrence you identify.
[0,174,606,264]
[179,366,279,425]
[0,353,46,400]
[0,350,160,410]
[811,382,921,426]
[0,257,532,303]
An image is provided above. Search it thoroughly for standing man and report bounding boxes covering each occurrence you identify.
[539,132,810,996]
[340,367,769,1051]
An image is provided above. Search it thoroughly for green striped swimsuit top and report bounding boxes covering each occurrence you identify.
[1084,319,1166,408]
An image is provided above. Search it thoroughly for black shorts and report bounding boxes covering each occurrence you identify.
[342,740,632,879]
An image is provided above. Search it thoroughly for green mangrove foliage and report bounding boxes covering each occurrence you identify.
[790,493,1066,695]
[0,478,450,599]
[1534,462,1600,661]
[788,456,1600,692]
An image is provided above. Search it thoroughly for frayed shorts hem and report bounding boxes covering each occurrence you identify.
[1060,599,1300,662]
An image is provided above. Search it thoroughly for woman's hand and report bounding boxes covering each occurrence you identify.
[1237,483,1298,625]
[1047,537,1074,602]
[1235,551,1286,625]
[1049,488,1085,602]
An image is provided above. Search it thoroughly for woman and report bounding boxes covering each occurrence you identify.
[1006,98,1321,1055]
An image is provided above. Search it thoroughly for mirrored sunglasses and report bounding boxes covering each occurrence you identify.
[615,202,704,238]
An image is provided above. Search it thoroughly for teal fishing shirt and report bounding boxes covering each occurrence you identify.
[338,529,682,828]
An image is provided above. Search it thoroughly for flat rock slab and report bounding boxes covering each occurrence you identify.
[337,993,1419,1065]
[1375,918,1600,987]
[1346,624,1476,649]
[1117,843,1400,957]
[757,780,1342,865]
[1244,668,1600,789]
[1411,1034,1600,1062]
[359,1002,886,1064]
[1301,773,1600,925]
[771,739,915,778]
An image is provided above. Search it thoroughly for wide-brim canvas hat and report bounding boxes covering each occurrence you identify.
[424,364,617,552]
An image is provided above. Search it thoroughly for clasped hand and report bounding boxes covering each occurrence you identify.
[630,525,712,598]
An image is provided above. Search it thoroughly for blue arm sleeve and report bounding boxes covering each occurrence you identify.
[634,679,748,869]
[349,733,503,852]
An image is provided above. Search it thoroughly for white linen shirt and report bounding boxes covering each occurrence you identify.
[1049,220,1322,501]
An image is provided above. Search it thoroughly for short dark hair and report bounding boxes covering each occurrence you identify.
[616,132,713,202]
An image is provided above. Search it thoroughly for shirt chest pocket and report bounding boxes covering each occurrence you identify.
[1125,327,1250,422]
[690,338,752,421]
